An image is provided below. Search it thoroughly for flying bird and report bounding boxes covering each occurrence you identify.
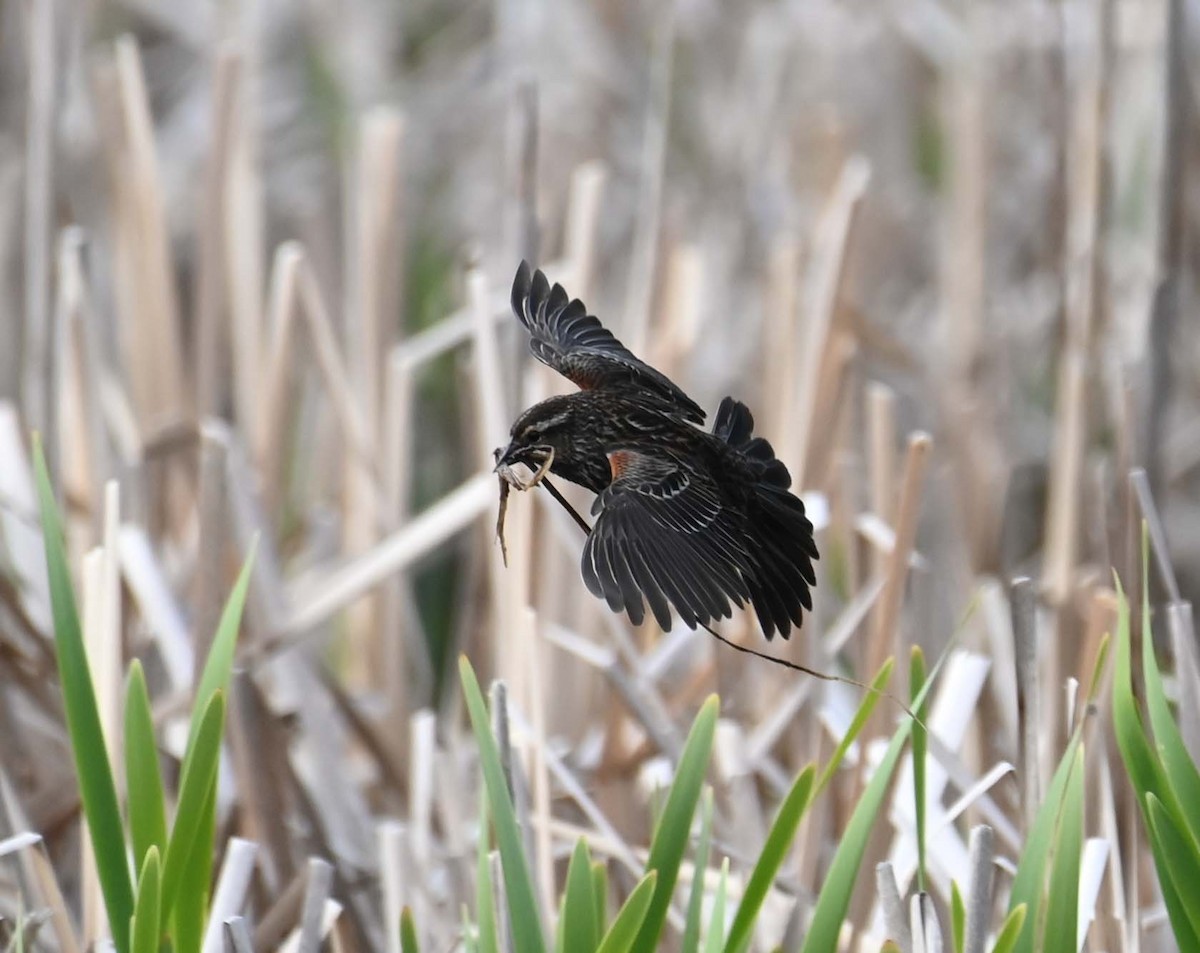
[494,261,818,640]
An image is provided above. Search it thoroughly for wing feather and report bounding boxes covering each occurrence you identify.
[511,261,705,423]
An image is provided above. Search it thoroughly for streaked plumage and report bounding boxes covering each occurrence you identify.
[496,261,818,639]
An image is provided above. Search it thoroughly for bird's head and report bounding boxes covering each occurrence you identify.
[493,396,575,476]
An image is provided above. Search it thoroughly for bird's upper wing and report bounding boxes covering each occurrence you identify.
[580,450,756,631]
[511,261,705,424]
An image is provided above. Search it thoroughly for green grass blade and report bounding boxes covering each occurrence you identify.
[1041,745,1084,953]
[171,781,216,953]
[459,657,547,953]
[475,797,499,953]
[703,859,729,953]
[125,661,167,877]
[630,695,720,953]
[400,907,421,953]
[189,542,256,749]
[910,648,928,893]
[596,873,658,953]
[130,846,161,953]
[799,713,915,952]
[724,765,816,953]
[1110,577,1199,943]
[815,658,896,796]
[160,690,226,921]
[1138,569,1200,851]
[682,788,715,953]
[950,881,965,953]
[1006,726,1083,953]
[989,906,1026,953]
[1145,795,1200,943]
[33,437,134,953]
[561,840,598,953]
[592,861,609,948]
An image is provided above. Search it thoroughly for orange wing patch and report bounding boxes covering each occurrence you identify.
[608,450,634,479]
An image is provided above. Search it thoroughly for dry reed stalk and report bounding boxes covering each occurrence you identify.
[652,243,703,381]
[1042,0,1107,607]
[379,820,408,953]
[762,237,803,442]
[519,606,556,928]
[201,838,258,953]
[54,231,97,527]
[293,255,386,509]
[381,350,424,743]
[866,432,932,682]
[112,35,187,425]
[408,710,436,946]
[505,82,540,267]
[341,109,405,686]
[563,161,608,300]
[787,157,870,490]
[225,32,266,440]
[280,473,494,639]
[195,47,242,417]
[622,4,677,356]
[257,242,303,502]
[22,0,54,449]
[193,425,229,672]
[1010,577,1041,833]
[228,672,294,891]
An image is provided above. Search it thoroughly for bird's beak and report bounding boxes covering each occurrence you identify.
[493,443,520,472]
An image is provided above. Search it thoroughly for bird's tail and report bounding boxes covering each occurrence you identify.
[712,397,819,640]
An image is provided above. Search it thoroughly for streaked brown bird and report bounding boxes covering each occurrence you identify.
[494,261,818,639]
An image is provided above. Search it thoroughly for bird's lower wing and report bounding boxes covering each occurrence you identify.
[580,452,755,631]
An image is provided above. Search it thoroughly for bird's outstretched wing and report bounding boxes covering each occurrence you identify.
[511,261,705,424]
[581,447,816,639]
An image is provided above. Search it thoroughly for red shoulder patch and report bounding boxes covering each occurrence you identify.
[608,450,633,479]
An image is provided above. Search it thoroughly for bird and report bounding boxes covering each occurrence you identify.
[493,261,818,640]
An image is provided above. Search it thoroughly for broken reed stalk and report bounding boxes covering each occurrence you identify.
[23,0,54,454]
[789,157,869,490]
[195,46,241,418]
[563,161,607,300]
[867,432,932,681]
[112,35,187,425]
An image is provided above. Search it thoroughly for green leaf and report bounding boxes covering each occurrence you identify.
[989,905,1027,953]
[125,661,167,877]
[459,657,547,953]
[1006,725,1084,953]
[130,846,161,953]
[595,873,658,953]
[475,797,499,953]
[189,542,256,749]
[160,691,226,922]
[1110,576,1199,946]
[171,780,216,953]
[630,695,720,953]
[591,861,609,947]
[950,880,965,953]
[682,788,714,953]
[1041,745,1084,953]
[400,907,421,953]
[703,859,729,953]
[561,840,598,953]
[815,658,895,795]
[800,709,917,951]
[33,436,134,953]
[1146,795,1200,941]
[725,765,816,953]
[910,648,929,893]
[1138,536,1200,852]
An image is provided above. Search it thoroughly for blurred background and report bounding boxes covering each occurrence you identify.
[0,0,1196,949]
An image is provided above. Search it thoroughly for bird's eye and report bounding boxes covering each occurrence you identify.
[520,424,541,440]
